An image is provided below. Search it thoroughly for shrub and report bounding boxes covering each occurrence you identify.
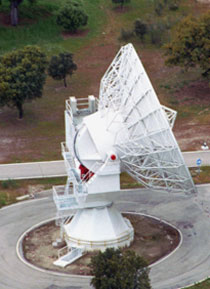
[154,0,180,15]
[148,22,166,46]
[134,19,147,42]
[1,179,17,189]
[119,28,134,41]
[154,1,164,16]
[168,3,178,11]
[56,0,88,33]
[0,193,7,207]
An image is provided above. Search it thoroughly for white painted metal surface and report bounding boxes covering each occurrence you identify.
[64,205,134,251]
[98,43,196,195]
[53,43,196,258]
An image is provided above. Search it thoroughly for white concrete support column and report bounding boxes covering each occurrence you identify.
[64,204,134,251]
[88,95,96,114]
[70,97,77,115]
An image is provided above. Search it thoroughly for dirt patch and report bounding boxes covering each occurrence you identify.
[0,12,39,27]
[172,80,210,150]
[62,29,89,40]
[22,214,180,275]
[0,12,11,26]
[187,0,210,15]
[27,185,46,196]
[112,6,131,13]
[174,123,210,151]
[174,80,210,106]
[0,1,209,164]
[197,0,210,3]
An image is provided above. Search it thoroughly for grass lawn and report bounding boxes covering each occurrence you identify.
[0,0,209,159]
[0,177,67,208]
[0,0,108,54]
[1,166,210,209]
[0,172,141,208]
[190,166,210,185]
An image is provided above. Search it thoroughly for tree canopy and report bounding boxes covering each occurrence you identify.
[48,52,77,87]
[0,45,47,118]
[164,12,210,79]
[56,0,88,33]
[90,248,151,289]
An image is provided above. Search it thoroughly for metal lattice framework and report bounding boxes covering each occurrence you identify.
[51,44,197,264]
[98,43,196,194]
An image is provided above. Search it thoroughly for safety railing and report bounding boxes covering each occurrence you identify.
[53,186,79,211]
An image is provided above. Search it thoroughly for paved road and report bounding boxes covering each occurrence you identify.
[0,160,66,180]
[0,197,91,289]
[0,151,210,180]
[1,185,210,289]
[182,150,210,167]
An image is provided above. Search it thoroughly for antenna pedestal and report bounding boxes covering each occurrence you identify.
[63,203,134,251]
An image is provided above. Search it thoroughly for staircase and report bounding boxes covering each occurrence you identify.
[53,246,85,268]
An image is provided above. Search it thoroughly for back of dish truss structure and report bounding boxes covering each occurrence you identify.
[52,43,196,266]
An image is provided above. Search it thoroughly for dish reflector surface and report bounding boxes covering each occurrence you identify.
[98,43,196,194]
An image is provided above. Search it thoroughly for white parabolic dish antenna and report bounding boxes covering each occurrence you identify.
[53,44,196,262]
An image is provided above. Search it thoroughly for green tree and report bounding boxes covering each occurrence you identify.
[0,46,47,119]
[164,12,210,79]
[134,19,147,42]
[48,52,77,87]
[56,0,88,33]
[112,0,130,9]
[0,0,36,26]
[90,248,151,289]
